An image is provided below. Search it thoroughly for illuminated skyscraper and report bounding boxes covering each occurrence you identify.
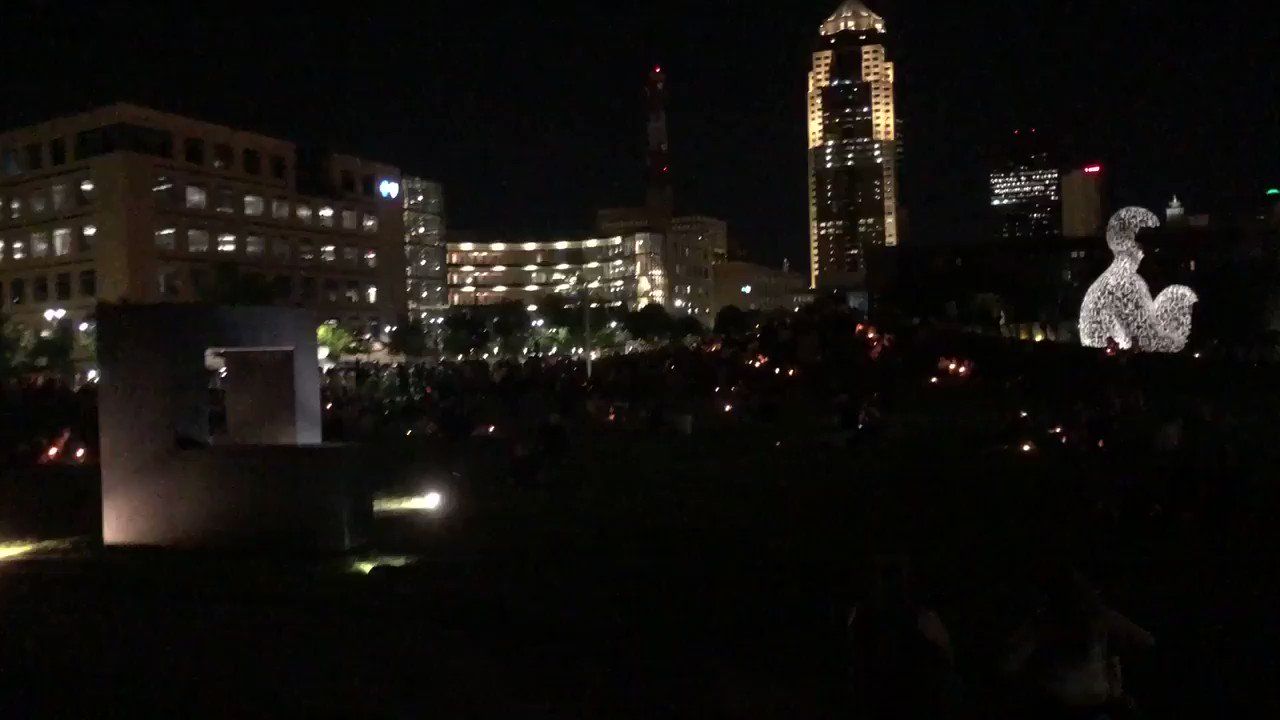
[808,1,899,290]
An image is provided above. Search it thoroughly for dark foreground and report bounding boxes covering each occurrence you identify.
[1,363,1278,717]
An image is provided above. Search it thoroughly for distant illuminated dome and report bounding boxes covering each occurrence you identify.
[821,0,885,36]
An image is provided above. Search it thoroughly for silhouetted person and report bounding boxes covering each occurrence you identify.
[1004,568,1154,717]
[847,556,958,718]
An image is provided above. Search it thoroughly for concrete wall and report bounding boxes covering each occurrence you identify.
[97,304,363,548]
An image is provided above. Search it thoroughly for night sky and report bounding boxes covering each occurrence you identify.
[2,0,1275,266]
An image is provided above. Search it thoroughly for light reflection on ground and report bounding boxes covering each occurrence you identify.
[0,538,80,561]
[348,555,418,575]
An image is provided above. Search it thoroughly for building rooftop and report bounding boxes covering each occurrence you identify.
[822,1,885,36]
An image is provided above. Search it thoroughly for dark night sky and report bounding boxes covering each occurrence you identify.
[1,0,1275,266]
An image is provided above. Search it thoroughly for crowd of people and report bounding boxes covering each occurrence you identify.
[3,299,1276,715]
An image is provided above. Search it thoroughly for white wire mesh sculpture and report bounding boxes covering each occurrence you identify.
[1079,207,1197,352]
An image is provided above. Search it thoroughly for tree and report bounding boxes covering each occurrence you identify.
[388,314,428,358]
[714,305,749,337]
[673,314,705,340]
[625,303,673,342]
[28,319,75,375]
[0,313,18,376]
[490,301,532,357]
[442,308,488,357]
[317,323,357,359]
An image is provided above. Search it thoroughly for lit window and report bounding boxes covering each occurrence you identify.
[272,238,290,260]
[345,281,359,303]
[364,249,377,268]
[319,206,335,227]
[297,205,313,223]
[10,239,25,260]
[299,241,315,262]
[272,199,290,219]
[0,238,5,262]
[365,284,378,304]
[53,228,72,256]
[321,244,336,262]
[186,185,207,209]
[361,213,378,232]
[51,184,67,211]
[7,198,18,219]
[342,210,357,229]
[342,245,357,264]
[154,227,177,251]
[78,179,96,203]
[31,231,49,257]
[246,235,265,256]
[217,233,237,253]
[80,225,96,253]
[244,194,265,216]
[187,228,209,252]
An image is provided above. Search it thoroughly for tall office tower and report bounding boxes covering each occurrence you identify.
[645,65,673,229]
[808,1,899,290]
[990,129,1061,240]
[0,103,405,341]
[1061,165,1104,238]
[402,176,445,317]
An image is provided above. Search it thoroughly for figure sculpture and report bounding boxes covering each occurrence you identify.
[1079,207,1196,352]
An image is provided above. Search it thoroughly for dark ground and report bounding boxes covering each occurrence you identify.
[0,368,1277,717]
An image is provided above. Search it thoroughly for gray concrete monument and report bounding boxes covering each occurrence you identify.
[96,304,369,549]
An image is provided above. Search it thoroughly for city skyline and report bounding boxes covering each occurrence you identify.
[0,1,1273,267]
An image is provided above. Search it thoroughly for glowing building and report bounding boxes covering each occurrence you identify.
[808,0,900,290]
[0,103,406,341]
[445,232,667,309]
[990,129,1061,240]
[1062,166,1104,238]
[402,176,445,317]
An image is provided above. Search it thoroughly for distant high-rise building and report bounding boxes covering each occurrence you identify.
[808,1,900,290]
[990,129,1060,240]
[1061,166,1104,238]
[402,176,445,316]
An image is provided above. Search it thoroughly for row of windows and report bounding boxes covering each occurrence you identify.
[0,270,96,306]
[0,123,290,181]
[164,179,379,232]
[153,266,379,305]
[0,179,96,225]
[153,226,377,267]
[0,224,97,262]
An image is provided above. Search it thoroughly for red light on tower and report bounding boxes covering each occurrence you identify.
[653,65,662,74]
[1083,165,1102,174]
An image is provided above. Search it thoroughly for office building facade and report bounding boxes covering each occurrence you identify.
[990,129,1061,240]
[713,261,812,316]
[808,0,900,290]
[0,104,405,340]
[403,176,446,317]
[1061,166,1104,238]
